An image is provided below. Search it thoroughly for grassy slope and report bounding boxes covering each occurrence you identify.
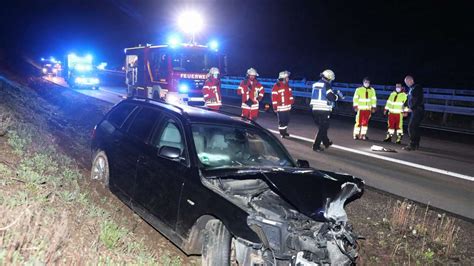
[0,75,189,264]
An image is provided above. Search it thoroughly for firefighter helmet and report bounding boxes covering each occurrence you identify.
[321,69,335,81]
[278,70,291,80]
[209,67,220,76]
[246,68,259,76]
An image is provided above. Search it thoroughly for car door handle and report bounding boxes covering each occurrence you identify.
[113,139,120,145]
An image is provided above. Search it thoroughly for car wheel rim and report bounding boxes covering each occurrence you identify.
[93,156,106,181]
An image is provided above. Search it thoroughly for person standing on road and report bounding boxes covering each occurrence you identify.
[202,67,222,110]
[310,69,342,152]
[352,77,377,140]
[403,75,425,151]
[272,70,294,138]
[384,83,409,144]
[237,68,264,121]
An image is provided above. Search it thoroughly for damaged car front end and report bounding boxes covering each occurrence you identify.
[201,169,364,265]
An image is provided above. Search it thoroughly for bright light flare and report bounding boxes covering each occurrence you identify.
[209,40,218,51]
[179,84,189,93]
[178,11,204,35]
[168,35,182,48]
[97,62,108,70]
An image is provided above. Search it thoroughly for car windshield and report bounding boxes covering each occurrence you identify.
[191,123,295,169]
[171,50,219,72]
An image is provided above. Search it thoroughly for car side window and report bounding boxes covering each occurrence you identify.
[108,103,137,128]
[152,116,186,161]
[127,108,161,142]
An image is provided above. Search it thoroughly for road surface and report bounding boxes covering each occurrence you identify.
[44,76,474,220]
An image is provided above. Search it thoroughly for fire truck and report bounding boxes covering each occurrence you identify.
[124,43,226,105]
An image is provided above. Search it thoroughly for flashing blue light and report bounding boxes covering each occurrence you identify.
[209,40,219,51]
[168,35,181,48]
[97,62,108,70]
[41,58,45,61]
[86,54,93,62]
[179,84,189,93]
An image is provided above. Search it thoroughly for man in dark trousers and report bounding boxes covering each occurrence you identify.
[403,75,425,151]
[310,69,341,152]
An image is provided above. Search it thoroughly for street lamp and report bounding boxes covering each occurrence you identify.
[178,11,203,44]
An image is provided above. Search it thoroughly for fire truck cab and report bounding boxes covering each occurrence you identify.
[124,43,226,105]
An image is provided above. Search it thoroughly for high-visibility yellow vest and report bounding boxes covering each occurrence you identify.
[353,87,377,110]
[385,91,408,114]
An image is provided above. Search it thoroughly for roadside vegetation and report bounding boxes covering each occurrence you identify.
[0,80,186,264]
[347,191,472,264]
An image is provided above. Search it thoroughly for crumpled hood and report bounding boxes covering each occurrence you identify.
[204,168,364,222]
[259,170,364,221]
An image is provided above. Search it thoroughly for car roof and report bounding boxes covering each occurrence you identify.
[123,98,257,128]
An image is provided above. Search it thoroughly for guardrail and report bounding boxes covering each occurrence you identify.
[221,76,474,117]
[220,76,474,133]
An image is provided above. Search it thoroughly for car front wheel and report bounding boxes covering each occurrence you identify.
[91,150,110,187]
[202,219,231,266]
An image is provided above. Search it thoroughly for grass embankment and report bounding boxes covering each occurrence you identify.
[0,82,182,264]
[347,189,471,264]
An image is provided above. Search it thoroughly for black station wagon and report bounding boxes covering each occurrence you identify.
[90,98,365,265]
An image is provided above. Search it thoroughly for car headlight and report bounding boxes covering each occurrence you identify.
[75,77,84,84]
[42,68,47,73]
[91,78,100,84]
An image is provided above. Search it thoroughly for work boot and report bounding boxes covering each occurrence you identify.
[396,135,403,144]
[360,135,367,141]
[383,134,392,142]
[324,141,333,149]
[312,144,324,152]
[403,145,417,151]
[353,135,359,140]
[279,129,285,138]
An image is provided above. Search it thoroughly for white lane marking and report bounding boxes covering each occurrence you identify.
[268,129,474,182]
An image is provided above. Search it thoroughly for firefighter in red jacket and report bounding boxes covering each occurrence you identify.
[272,70,294,138]
[237,68,264,120]
[202,67,222,110]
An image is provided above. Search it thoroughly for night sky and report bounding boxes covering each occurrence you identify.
[1,0,473,88]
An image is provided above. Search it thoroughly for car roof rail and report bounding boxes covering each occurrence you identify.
[129,96,186,114]
[194,105,260,125]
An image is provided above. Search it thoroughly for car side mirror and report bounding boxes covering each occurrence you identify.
[296,159,310,168]
[158,146,181,160]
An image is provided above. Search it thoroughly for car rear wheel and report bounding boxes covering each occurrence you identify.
[202,219,231,266]
[91,150,110,187]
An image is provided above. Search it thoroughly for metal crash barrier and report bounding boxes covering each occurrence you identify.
[220,76,474,133]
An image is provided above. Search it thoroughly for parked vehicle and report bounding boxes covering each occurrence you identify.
[124,42,226,105]
[90,98,365,265]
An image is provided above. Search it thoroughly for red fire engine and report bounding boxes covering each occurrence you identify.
[124,43,226,105]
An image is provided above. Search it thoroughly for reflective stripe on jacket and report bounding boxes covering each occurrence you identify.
[353,86,377,110]
[310,79,338,111]
[385,91,408,113]
[272,81,294,112]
